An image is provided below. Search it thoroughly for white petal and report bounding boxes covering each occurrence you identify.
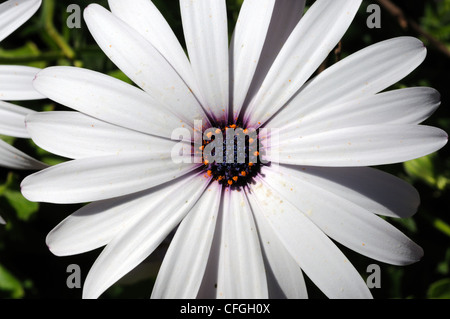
[0,66,45,101]
[0,215,5,225]
[0,100,34,138]
[196,205,223,298]
[83,4,208,125]
[216,189,268,299]
[262,166,424,265]
[108,0,202,103]
[151,183,222,299]
[180,0,229,123]
[268,124,448,167]
[21,153,199,204]
[82,172,210,299]
[230,0,276,118]
[26,111,184,160]
[0,0,41,42]
[242,0,305,118]
[277,87,441,137]
[33,66,186,139]
[46,177,203,257]
[249,179,372,299]
[272,165,420,219]
[246,188,308,299]
[244,0,362,127]
[269,37,427,129]
[0,139,46,170]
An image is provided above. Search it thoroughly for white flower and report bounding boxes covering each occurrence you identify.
[21,0,447,299]
[0,0,45,224]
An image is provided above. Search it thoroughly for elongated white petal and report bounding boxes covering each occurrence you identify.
[84,4,208,125]
[244,0,361,127]
[269,37,427,129]
[33,67,186,139]
[180,0,229,123]
[196,202,223,298]
[151,183,222,299]
[262,166,424,265]
[246,188,308,299]
[108,0,202,103]
[21,153,198,204]
[0,0,41,42]
[0,100,34,138]
[273,165,420,219]
[82,173,210,299]
[230,0,276,118]
[0,139,47,170]
[0,215,5,225]
[249,179,372,299]
[268,124,448,167]
[242,0,305,118]
[46,176,203,256]
[26,111,184,160]
[278,87,441,137]
[217,190,268,299]
[0,66,45,101]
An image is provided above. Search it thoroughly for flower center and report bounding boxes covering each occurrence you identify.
[200,124,262,187]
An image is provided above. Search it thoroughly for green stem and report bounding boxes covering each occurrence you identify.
[42,0,76,60]
[0,51,65,64]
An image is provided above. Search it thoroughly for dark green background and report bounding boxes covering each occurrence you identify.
[0,0,449,299]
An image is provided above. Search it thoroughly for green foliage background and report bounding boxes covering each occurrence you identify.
[0,0,449,299]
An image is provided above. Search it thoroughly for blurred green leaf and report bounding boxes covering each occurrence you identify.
[437,248,450,275]
[0,42,47,68]
[391,217,417,234]
[427,278,450,299]
[0,264,24,298]
[3,189,39,221]
[422,0,450,48]
[431,217,450,238]
[0,135,16,145]
[108,69,133,85]
[404,153,449,191]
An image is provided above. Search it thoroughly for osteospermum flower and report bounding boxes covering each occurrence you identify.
[21,0,447,299]
[0,0,46,224]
